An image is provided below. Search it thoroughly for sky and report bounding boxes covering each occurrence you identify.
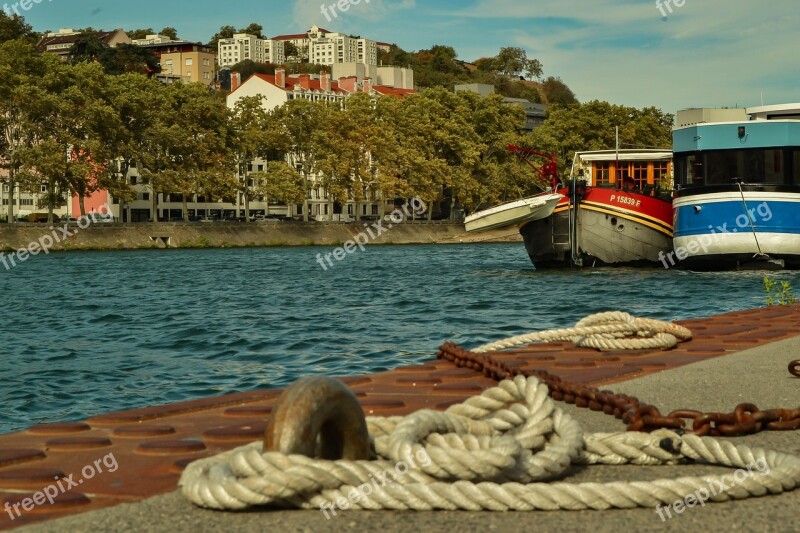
[13,0,800,114]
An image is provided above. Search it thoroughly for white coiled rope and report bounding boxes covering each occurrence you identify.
[474,311,693,353]
[180,375,800,512]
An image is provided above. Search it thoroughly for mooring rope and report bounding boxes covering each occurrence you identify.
[180,374,800,511]
[473,311,692,353]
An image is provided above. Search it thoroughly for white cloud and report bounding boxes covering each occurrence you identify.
[292,0,416,30]
[450,0,800,112]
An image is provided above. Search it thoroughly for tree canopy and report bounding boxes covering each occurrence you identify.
[68,37,161,77]
[0,10,36,43]
[207,23,265,47]
[379,44,565,103]
[527,101,674,180]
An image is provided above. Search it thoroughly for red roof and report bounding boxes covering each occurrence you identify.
[373,86,416,98]
[272,33,309,41]
[272,28,333,40]
[230,72,416,100]
[248,73,345,94]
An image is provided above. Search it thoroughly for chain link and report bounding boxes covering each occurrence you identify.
[790,360,800,378]
[437,342,800,437]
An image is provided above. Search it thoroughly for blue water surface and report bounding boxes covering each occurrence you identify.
[1,243,797,434]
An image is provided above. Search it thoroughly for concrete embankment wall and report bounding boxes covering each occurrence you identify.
[0,221,522,252]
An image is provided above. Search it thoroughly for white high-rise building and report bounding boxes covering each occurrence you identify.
[217,34,285,67]
[274,25,379,67]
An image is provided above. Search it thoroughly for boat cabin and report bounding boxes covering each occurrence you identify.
[673,103,800,189]
[572,150,673,196]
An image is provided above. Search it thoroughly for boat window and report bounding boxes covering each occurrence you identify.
[614,162,629,185]
[631,162,648,190]
[594,162,611,186]
[679,149,799,186]
[705,151,736,185]
[688,155,704,185]
[653,162,670,189]
[764,150,783,184]
[793,150,800,185]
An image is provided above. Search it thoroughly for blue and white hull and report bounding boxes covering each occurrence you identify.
[672,186,800,269]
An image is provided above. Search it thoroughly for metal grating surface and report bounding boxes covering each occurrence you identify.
[1,305,798,529]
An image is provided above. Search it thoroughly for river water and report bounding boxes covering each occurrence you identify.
[1,243,796,434]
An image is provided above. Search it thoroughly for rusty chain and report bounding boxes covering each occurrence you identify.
[437,342,800,437]
[791,360,800,378]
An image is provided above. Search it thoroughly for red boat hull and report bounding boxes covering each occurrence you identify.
[520,186,673,267]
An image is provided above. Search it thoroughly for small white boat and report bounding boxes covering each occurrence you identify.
[465,193,563,233]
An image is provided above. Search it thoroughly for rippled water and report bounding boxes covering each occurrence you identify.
[0,244,796,434]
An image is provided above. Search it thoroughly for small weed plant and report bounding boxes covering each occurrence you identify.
[763,276,798,306]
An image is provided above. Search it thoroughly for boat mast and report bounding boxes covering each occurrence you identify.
[615,126,620,186]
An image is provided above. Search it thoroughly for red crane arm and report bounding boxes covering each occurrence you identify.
[507,145,559,186]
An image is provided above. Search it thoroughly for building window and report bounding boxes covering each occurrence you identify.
[40,184,48,193]
[130,175,138,185]
[142,193,150,201]
[185,58,193,66]
[20,199,33,206]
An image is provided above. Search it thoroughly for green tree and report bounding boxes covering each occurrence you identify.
[495,47,542,80]
[107,43,162,77]
[70,37,161,77]
[127,28,154,40]
[528,101,674,181]
[231,60,276,82]
[251,161,305,208]
[541,76,578,105]
[207,25,236,48]
[494,76,542,103]
[68,35,112,65]
[274,99,325,221]
[0,39,48,221]
[107,73,168,220]
[160,83,236,221]
[160,27,179,40]
[313,93,388,221]
[239,23,265,39]
[0,11,35,43]
[17,61,126,220]
[284,42,299,59]
[230,95,277,220]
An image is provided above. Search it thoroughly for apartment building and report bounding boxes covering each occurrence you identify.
[136,39,217,86]
[332,63,415,90]
[0,169,71,221]
[274,25,379,67]
[225,69,414,220]
[217,34,285,67]
[37,28,130,58]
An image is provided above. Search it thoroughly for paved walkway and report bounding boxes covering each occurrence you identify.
[16,333,800,532]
